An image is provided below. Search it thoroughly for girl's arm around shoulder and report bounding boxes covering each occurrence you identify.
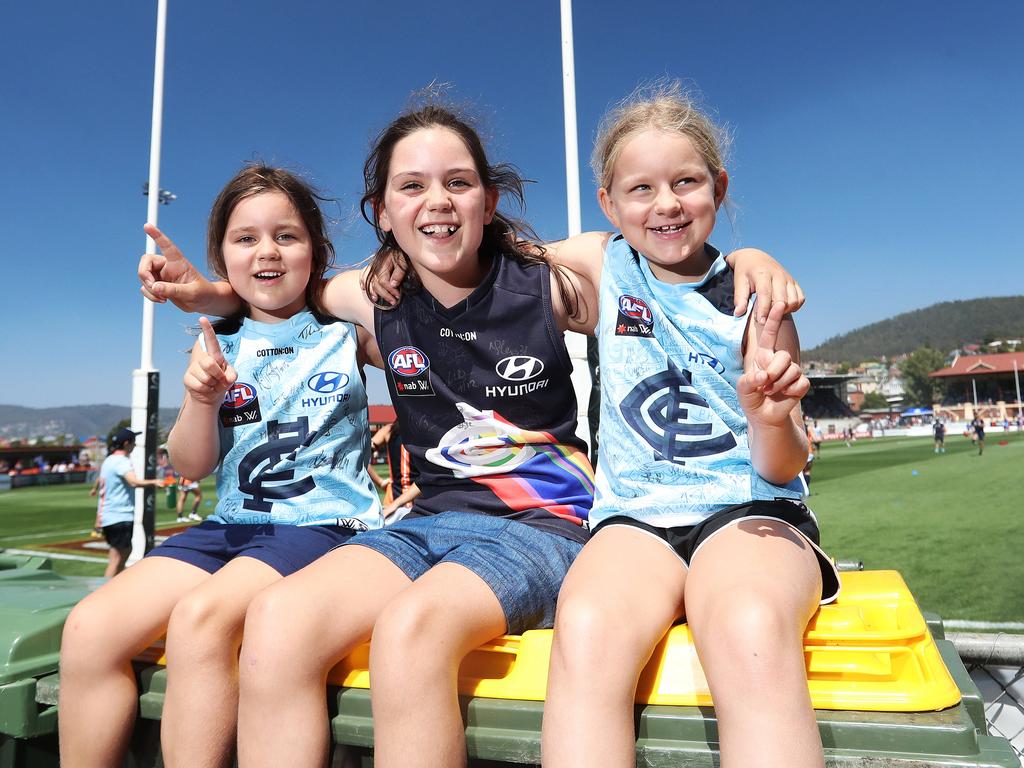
[322,269,376,335]
[724,248,805,322]
[545,231,611,335]
[737,301,809,485]
[138,224,243,316]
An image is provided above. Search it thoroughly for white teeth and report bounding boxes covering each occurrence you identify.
[420,224,458,236]
[255,271,283,279]
[652,224,684,233]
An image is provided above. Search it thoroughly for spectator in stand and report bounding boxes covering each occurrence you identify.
[369,420,421,523]
[933,419,946,454]
[90,428,163,577]
[971,415,986,455]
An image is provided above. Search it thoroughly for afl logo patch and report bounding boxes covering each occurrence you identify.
[223,383,257,409]
[616,295,654,337]
[220,382,262,428]
[389,346,434,397]
[306,371,349,394]
[495,355,544,382]
[389,346,429,377]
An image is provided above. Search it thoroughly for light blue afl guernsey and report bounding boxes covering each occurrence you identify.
[97,453,135,525]
[591,235,804,528]
[204,309,382,530]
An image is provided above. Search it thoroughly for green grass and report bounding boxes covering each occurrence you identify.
[0,477,219,577]
[809,430,1023,623]
[0,445,1019,623]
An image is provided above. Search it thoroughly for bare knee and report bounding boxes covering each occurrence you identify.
[61,597,133,678]
[238,586,318,689]
[697,592,803,676]
[166,590,240,662]
[371,596,443,669]
[551,594,650,686]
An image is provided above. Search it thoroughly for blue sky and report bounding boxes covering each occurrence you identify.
[1,0,1021,409]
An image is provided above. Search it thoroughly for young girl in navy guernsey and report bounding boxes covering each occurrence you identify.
[138,99,802,768]
[540,83,841,768]
[60,166,382,768]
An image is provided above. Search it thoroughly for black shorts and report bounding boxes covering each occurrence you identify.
[102,521,134,552]
[593,499,840,604]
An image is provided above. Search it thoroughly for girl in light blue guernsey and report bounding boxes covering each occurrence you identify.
[541,83,840,768]
[59,165,383,768]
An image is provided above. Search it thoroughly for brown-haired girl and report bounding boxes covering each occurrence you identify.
[61,164,383,768]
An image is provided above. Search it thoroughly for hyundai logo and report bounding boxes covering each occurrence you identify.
[495,355,544,382]
[307,371,349,394]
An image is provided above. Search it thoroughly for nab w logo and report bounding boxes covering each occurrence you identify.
[620,360,736,464]
[618,295,653,325]
[307,371,348,394]
[389,346,429,376]
[495,355,544,382]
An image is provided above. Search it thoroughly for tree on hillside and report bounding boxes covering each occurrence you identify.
[901,347,946,407]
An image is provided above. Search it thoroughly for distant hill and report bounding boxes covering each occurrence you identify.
[803,296,1024,363]
[0,404,180,442]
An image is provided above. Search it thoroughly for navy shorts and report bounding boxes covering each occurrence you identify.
[147,521,356,577]
[102,521,134,552]
[345,511,584,635]
[594,499,840,604]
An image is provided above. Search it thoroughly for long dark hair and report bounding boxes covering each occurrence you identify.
[360,102,577,315]
[207,164,336,319]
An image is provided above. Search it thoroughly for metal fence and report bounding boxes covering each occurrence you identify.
[950,632,1024,764]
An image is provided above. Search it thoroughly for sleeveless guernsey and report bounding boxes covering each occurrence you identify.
[204,309,383,530]
[591,236,804,528]
[374,253,594,544]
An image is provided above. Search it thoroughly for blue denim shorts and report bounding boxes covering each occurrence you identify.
[147,521,355,577]
[345,512,583,635]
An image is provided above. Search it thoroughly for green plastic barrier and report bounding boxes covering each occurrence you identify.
[0,557,1018,768]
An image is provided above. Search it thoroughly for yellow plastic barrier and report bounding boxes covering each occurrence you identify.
[327,570,960,712]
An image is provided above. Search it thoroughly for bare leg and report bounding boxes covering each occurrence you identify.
[237,545,412,768]
[160,556,281,768]
[58,557,208,768]
[104,545,130,578]
[685,520,824,768]
[370,562,509,768]
[542,527,686,768]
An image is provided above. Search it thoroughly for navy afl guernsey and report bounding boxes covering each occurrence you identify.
[591,236,804,528]
[205,310,383,530]
[375,253,594,544]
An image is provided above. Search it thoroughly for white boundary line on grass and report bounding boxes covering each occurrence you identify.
[1,547,107,564]
[945,619,1024,631]
[0,528,94,542]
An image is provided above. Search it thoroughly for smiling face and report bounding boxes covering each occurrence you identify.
[222,190,313,323]
[598,128,727,283]
[376,127,498,303]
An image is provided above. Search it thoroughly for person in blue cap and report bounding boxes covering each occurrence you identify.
[90,427,163,577]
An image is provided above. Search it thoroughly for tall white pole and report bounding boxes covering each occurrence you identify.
[128,0,168,565]
[558,0,593,455]
[560,0,582,239]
